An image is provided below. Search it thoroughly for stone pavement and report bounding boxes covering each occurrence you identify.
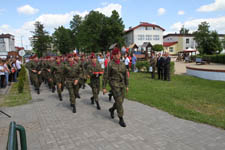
[1,83,225,150]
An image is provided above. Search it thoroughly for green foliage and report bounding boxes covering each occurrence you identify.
[179,26,189,34]
[76,10,125,53]
[194,22,223,55]
[31,21,51,57]
[52,26,74,54]
[202,54,225,64]
[152,44,164,52]
[17,66,26,93]
[70,15,82,50]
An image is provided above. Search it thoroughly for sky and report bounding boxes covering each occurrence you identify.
[0,0,225,49]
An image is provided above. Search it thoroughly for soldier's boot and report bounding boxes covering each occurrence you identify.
[72,104,76,113]
[37,88,40,94]
[52,86,55,93]
[109,108,115,119]
[82,84,85,89]
[119,117,126,127]
[59,94,62,101]
[96,101,101,110]
[108,94,112,101]
[90,97,94,104]
[70,103,73,107]
[76,93,80,99]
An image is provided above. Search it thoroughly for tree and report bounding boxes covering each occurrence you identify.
[180,26,189,34]
[52,26,73,54]
[31,21,51,57]
[70,15,82,50]
[194,22,222,55]
[152,44,164,52]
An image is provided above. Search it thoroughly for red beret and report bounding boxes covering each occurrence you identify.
[112,48,120,55]
[90,53,96,59]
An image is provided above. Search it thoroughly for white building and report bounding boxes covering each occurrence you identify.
[0,34,15,57]
[124,22,165,49]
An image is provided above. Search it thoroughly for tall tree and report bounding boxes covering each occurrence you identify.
[194,22,222,55]
[31,21,51,57]
[52,26,73,54]
[70,15,82,50]
[179,26,189,34]
[152,44,164,52]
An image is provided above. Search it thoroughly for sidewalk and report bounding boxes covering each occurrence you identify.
[0,83,225,150]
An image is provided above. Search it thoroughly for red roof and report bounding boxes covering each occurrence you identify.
[125,22,165,33]
[163,42,178,47]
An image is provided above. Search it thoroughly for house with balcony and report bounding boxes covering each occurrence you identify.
[124,22,165,53]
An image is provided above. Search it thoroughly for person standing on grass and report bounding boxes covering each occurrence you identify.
[132,53,137,72]
[149,52,157,79]
[164,52,171,81]
[103,48,129,127]
[124,53,130,71]
[156,53,164,80]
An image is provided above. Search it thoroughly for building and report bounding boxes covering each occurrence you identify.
[0,34,16,58]
[124,22,165,52]
[163,33,225,55]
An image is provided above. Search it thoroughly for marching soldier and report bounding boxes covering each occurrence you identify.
[103,48,129,127]
[80,54,88,89]
[87,53,103,110]
[52,56,65,101]
[63,55,80,113]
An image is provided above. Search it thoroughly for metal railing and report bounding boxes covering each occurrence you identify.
[7,121,27,150]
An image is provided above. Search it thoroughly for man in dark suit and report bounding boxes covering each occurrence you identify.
[164,52,171,81]
[156,53,164,80]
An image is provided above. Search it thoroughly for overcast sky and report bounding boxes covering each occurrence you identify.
[0,0,225,49]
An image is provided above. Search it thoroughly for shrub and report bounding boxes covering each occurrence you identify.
[202,54,225,64]
[17,65,26,93]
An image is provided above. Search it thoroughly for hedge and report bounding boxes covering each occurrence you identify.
[136,61,175,74]
[202,54,225,64]
[17,65,26,93]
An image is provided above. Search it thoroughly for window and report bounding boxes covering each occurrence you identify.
[146,27,153,30]
[146,35,152,40]
[169,47,173,52]
[186,39,189,44]
[138,27,145,30]
[0,38,4,43]
[153,35,159,40]
[138,34,145,40]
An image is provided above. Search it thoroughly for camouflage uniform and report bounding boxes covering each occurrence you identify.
[87,61,103,109]
[52,61,65,100]
[63,61,80,113]
[103,59,128,127]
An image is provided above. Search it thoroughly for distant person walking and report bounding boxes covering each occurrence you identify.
[132,53,137,72]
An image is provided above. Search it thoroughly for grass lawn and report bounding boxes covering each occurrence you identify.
[126,72,225,129]
[0,71,32,107]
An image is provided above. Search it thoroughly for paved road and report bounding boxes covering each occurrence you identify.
[0,83,225,150]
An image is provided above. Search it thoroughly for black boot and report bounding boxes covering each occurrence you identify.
[52,86,55,93]
[119,117,126,127]
[109,108,114,119]
[90,97,94,104]
[76,93,80,99]
[96,101,101,110]
[72,104,76,113]
[59,94,62,101]
[70,103,73,107]
[37,89,40,94]
[108,94,112,101]
[82,84,85,89]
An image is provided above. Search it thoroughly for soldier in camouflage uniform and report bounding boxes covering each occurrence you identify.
[80,54,88,89]
[52,57,65,101]
[46,57,55,92]
[87,53,103,110]
[63,55,80,113]
[74,54,82,99]
[26,56,42,94]
[103,48,129,127]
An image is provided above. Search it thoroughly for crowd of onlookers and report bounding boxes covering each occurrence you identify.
[0,57,22,89]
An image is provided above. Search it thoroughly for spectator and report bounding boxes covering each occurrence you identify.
[0,60,6,88]
[164,52,171,81]
[124,53,130,70]
[156,53,164,80]
[149,52,157,79]
[98,54,105,69]
[11,59,17,82]
[3,60,10,86]
[132,53,137,72]
[16,57,22,77]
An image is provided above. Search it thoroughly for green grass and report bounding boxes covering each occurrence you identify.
[0,71,32,107]
[126,72,225,129]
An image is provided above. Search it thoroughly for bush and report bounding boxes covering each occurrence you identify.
[202,54,225,64]
[17,65,26,93]
[170,62,175,74]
